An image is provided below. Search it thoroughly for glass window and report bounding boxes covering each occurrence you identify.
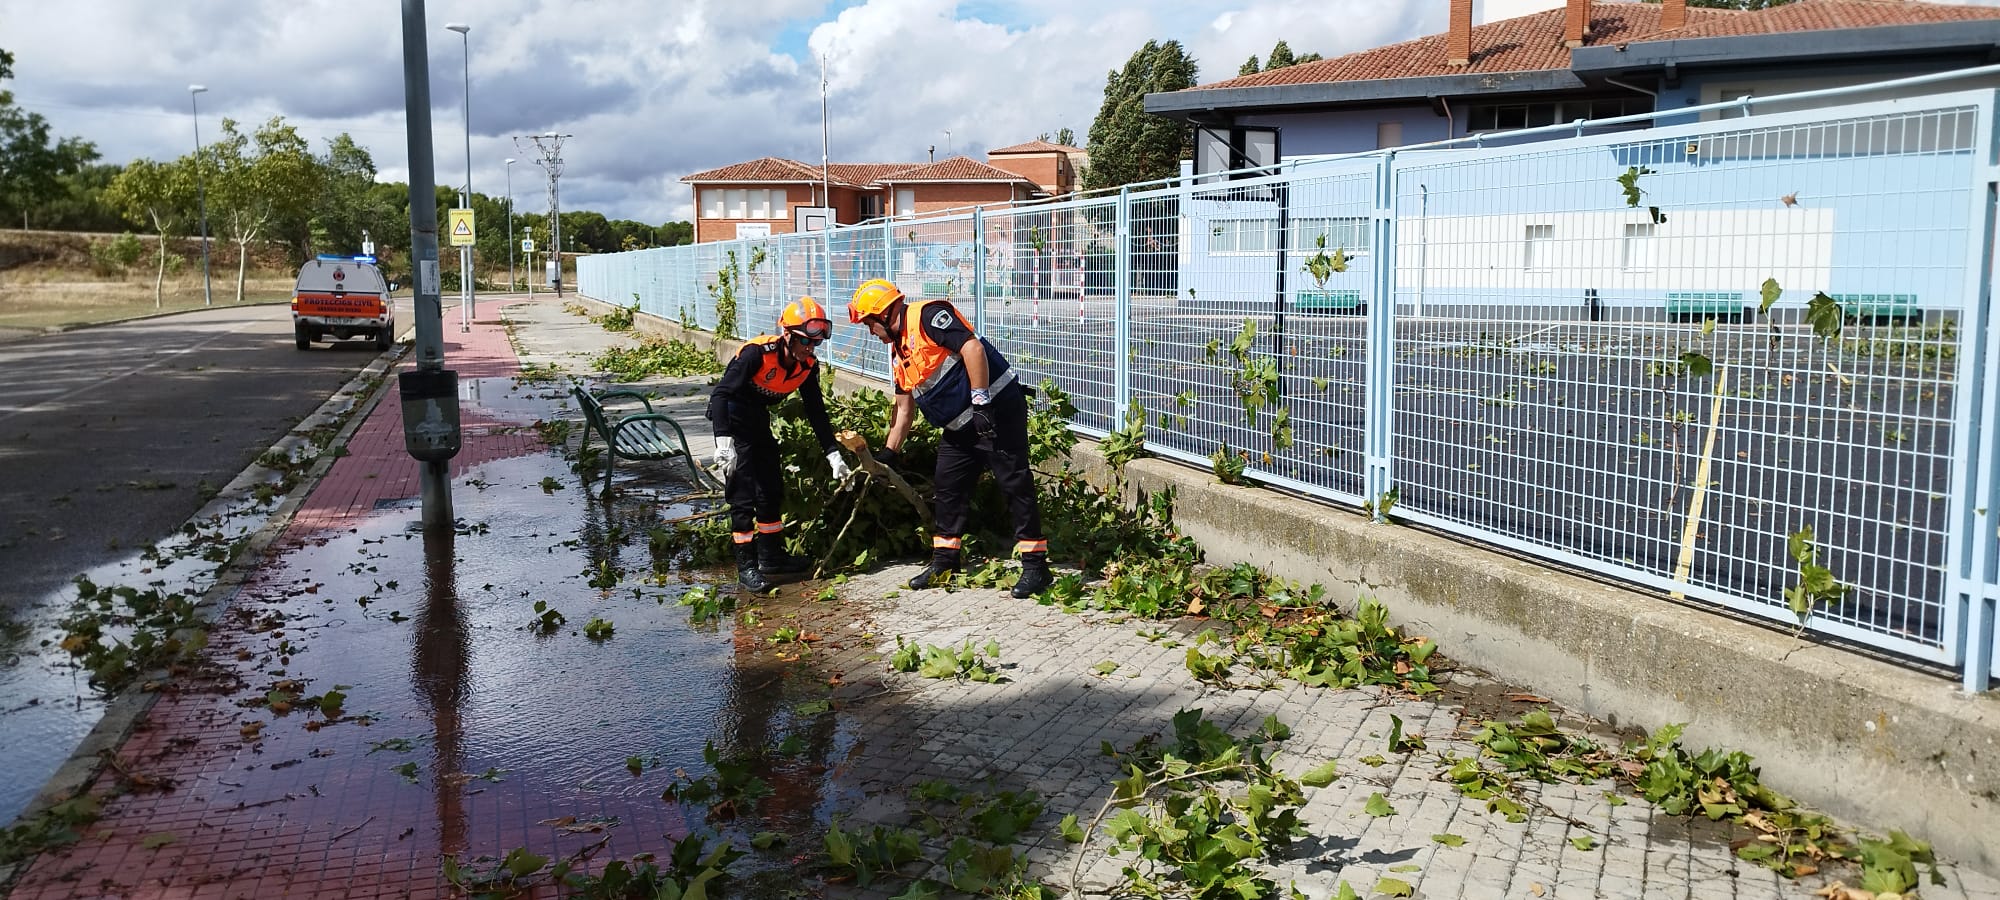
[1376,121,1403,149]
[1292,217,1371,253]
[725,189,747,218]
[896,189,916,217]
[1622,223,1656,272]
[1524,223,1554,271]
[700,190,723,219]
[767,188,787,219]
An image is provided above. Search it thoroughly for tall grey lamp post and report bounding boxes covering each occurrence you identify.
[445,22,473,329]
[189,85,212,307]
[504,157,515,292]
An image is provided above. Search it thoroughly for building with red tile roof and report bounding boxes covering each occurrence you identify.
[1144,0,2000,159]
[681,151,1050,243]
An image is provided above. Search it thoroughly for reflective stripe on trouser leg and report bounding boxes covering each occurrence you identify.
[756,520,784,534]
[933,535,963,549]
[1014,540,1047,555]
[732,531,755,545]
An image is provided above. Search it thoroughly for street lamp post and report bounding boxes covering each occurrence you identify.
[504,157,515,292]
[445,22,473,329]
[189,85,212,307]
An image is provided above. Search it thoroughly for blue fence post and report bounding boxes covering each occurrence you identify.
[1949,99,2000,691]
[1114,186,1132,428]
[973,207,987,333]
[882,218,894,285]
[1364,152,1398,520]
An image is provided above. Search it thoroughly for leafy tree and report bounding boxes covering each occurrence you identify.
[1239,55,1260,76]
[312,133,400,260]
[1264,40,1296,70]
[1053,126,1076,147]
[658,221,693,246]
[102,158,194,307]
[1295,51,1324,65]
[1082,39,1199,190]
[36,163,131,232]
[0,48,100,228]
[207,117,322,303]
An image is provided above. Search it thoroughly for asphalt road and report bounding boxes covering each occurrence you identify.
[0,305,394,619]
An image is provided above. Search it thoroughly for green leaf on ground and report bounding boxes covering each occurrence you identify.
[1364,792,1396,817]
[627,756,645,776]
[1092,660,1119,676]
[1432,833,1465,846]
[392,762,419,783]
[1301,759,1340,788]
[1570,835,1597,851]
[1375,876,1413,897]
[141,832,176,850]
[751,831,786,849]
[795,699,831,716]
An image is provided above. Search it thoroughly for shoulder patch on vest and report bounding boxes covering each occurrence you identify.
[930,309,953,330]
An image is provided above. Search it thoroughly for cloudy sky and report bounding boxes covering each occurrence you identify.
[4,0,1993,224]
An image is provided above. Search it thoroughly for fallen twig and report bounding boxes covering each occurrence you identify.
[332,815,375,843]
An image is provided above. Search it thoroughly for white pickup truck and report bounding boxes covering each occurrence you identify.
[291,255,397,351]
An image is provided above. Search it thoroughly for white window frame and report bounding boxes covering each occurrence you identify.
[1524,223,1554,272]
[1621,222,1657,273]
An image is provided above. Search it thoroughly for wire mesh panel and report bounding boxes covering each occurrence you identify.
[976,200,1120,433]
[1388,99,1984,658]
[822,224,891,380]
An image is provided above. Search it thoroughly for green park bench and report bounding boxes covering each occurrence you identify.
[1296,289,1364,314]
[1665,291,1749,320]
[572,386,711,492]
[1832,293,1920,321]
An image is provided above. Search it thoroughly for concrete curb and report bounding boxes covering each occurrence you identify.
[0,338,410,882]
[581,293,2000,876]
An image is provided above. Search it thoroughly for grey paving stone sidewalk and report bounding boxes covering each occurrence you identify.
[820,567,2000,900]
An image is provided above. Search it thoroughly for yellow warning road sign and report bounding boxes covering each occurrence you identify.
[448,208,476,247]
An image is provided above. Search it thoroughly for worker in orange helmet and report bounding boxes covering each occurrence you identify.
[846,278,1051,599]
[707,297,851,592]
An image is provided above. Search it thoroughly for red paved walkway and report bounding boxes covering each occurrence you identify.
[4,303,699,900]
[289,319,543,535]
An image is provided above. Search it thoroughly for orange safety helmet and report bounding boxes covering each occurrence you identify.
[779,297,832,342]
[848,278,905,324]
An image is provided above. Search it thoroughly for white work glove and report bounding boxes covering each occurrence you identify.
[712,436,739,478]
[826,449,853,481]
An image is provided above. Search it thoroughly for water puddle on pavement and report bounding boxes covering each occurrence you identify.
[0,493,292,823]
[9,376,865,894]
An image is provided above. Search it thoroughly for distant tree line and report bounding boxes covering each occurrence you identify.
[0,46,690,301]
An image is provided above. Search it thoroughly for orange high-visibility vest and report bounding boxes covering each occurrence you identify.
[892,301,1014,429]
[743,334,814,399]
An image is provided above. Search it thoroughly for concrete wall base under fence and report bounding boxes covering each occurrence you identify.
[584,296,2000,875]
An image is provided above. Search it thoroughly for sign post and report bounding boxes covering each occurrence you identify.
[449,207,475,328]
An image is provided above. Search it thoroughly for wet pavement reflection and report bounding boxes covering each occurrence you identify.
[6,367,856,897]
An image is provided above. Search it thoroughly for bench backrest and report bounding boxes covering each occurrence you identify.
[573,387,612,438]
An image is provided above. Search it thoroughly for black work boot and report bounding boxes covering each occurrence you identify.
[1012,551,1053,599]
[756,533,812,577]
[908,548,961,590]
[735,542,771,592]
